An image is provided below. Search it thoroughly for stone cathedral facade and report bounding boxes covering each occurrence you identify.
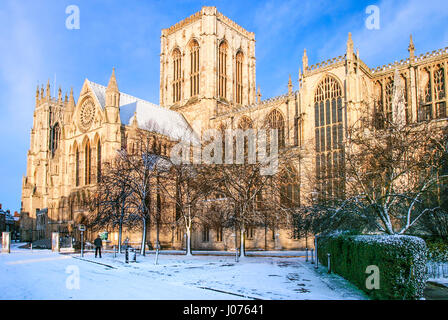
[21,7,448,250]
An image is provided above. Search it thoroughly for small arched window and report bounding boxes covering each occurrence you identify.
[190,40,199,97]
[238,116,253,130]
[172,49,182,103]
[235,51,244,104]
[218,41,228,99]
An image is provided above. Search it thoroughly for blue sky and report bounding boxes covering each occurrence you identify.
[0,0,447,212]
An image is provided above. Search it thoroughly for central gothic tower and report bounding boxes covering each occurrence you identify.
[159,6,256,128]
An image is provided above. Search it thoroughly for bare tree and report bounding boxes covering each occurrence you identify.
[158,161,211,256]
[120,128,170,255]
[310,101,448,235]
[87,157,134,253]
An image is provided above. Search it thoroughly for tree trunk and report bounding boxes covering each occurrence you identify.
[140,217,148,255]
[186,226,192,256]
[118,211,123,254]
[240,226,246,258]
[156,214,160,253]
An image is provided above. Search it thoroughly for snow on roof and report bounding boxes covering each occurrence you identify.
[86,80,198,143]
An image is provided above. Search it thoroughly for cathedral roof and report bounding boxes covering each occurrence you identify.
[87,80,197,143]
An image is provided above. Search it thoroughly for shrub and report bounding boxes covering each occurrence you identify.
[317,234,427,300]
[426,239,448,262]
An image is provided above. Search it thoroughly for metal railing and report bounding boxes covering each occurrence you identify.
[426,262,448,279]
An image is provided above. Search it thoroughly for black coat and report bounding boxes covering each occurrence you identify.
[94,237,102,248]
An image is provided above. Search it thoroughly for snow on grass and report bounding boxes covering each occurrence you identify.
[0,243,367,300]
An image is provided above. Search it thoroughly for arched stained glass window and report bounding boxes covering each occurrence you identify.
[218,41,228,99]
[265,109,285,148]
[235,51,243,104]
[85,140,91,185]
[172,49,182,103]
[190,40,199,97]
[314,76,344,199]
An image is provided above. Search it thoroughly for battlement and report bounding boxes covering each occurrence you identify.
[161,6,254,39]
[307,54,346,73]
[371,47,448,74]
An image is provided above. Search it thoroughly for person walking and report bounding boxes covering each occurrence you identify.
[94,235,102,258]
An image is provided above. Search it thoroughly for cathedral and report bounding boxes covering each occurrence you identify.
[21,6,448,250]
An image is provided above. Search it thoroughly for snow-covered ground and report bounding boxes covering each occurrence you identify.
[0,243,367,300]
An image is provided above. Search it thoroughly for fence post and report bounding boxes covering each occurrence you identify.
[305,248,308,262]
[327,253,331,273]
[314,237,318,269]
[2,232,11,254]
[51,232,60,252]
[311,249,314,264]
[125,247,129,263]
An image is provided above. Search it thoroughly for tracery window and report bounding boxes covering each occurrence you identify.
[97,140,101,183]
[314,76,344,199]
[238,116,254,163]
[50,123,60,155]
[218,41,228,99]
[216,227,223,242]
[384,79,394,123]
[189,40,199,97]
[85,140,91,185]
[419,66,446,121]
[265,109,285,148]
[279,165,300,208]
[235,51,243,104]
[172,49,182,103]
[75,146,80,187]
[202,225,210,242]
[434,66,446,119]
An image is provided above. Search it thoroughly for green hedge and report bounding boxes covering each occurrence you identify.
[426,239,448,262]
[317,234,428,300]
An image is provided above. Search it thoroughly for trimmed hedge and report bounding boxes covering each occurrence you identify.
[317,234,428,300]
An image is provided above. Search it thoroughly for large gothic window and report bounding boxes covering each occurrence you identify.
[85,140,91,185]
[419,66,446,121]
[265,109,285,148]
[279,165,300,208]
[314,76,344,199]
[235,51,243,104]
[172,49,182,103]
[50,123,60,156]
[434,66,446,119]
[97,140,101,183]
[218,41,228,99]
[384,79,394,123]
[75,146,80,187]
[189,40,199,97]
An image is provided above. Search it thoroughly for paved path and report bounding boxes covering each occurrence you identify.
[424,282,448,300]
[0,243,366,300]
